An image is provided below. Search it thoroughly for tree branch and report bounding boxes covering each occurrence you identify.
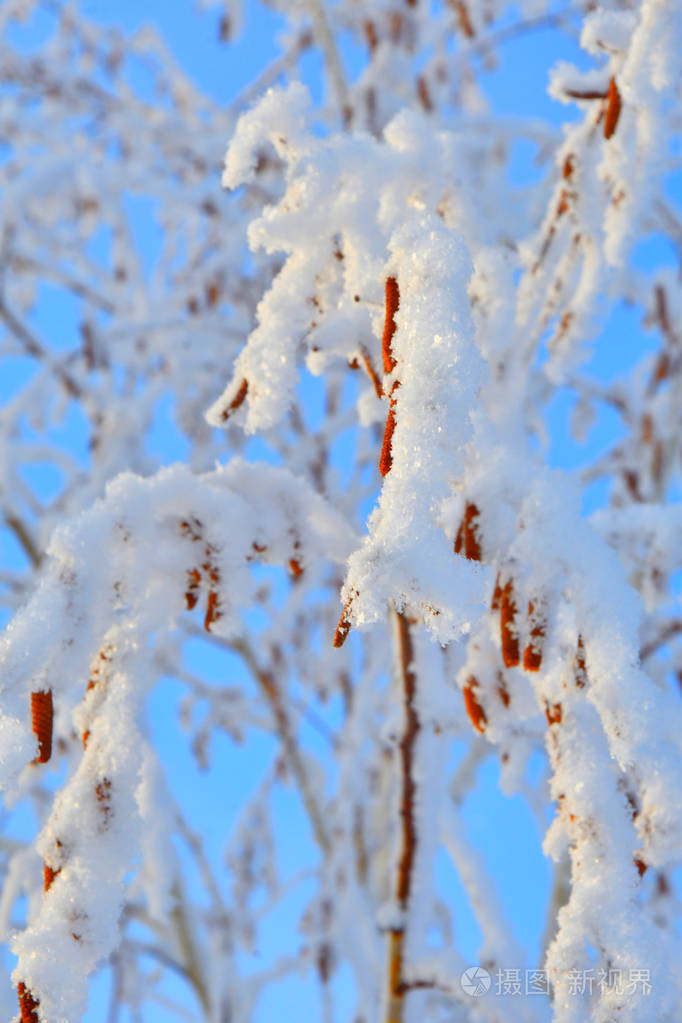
[4,512,42,568]
[385,607,420,1023]
[306,0,349,122]
[0,297,82,398]
[228,636,331,854]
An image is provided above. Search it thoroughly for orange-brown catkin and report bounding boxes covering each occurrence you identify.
[545,701,563,726]
[31,689,53,764]
[204,590,220,632]
[382,277,399,374]
[379,277,400,477]
[453,0,475,37]
[499,581,520,668]
[220,377,248,422]
[333,599,353,648]
[43,862,60,892]
[454,503,481,561]
[574,635,587,688]
[18,983,40,1023]
[379,399,398,477]
[462,677,487,733]
[523,600,545,672]
[604,77,622,140]
[185,568,201,610]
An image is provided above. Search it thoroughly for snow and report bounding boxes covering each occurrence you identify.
[2,1,682,1020]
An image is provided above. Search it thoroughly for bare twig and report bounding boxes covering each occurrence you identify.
[4,512,42,567]
[0,297,82,398]
[9,253,115,313]
[462,3,589,59]
[640,620,682,662]
[229,636,331,853]
[306,0,349,121]
[228,31,314,117]
[169,879,211,1017]
[385,607,420,1023]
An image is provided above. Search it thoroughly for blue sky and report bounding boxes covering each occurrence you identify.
[2,3,675,1021]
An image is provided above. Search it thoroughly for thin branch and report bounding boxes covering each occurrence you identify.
[183,623,331,853]
[0,297,82,398]
[176,814,229,917]
[180,622,338,748]
[230,636,331,854]
[124,940,192,982]
[142,991,197,1023]
[169,879,211,1017]
[106,954,123,1023]
[540,852,571,964]
[385,607,420,1023]
[640,620,682,662]
[228,31,314,117]
[449,736,488,805]
[4,512,42,567]
[462,3,589,59]
[9,254,115,313]
[306,0,349,121]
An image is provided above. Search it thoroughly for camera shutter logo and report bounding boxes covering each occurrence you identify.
[461,967,491,997]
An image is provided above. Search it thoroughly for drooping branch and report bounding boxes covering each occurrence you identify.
[2,461,355,1020]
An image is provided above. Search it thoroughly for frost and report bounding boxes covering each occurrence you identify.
[1,2,682,1022]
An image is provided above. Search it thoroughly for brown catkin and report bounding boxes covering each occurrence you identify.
[416,75,432,112]
[462,677,487,733]
[453,0,475,37]
[220,377,248,422]
[454,503,481,561]
[382,277,399,374]
[364,20,378,52]
[333,602,352,648]
[497,675,510,707]
[523,600,545,672]
[379,399,397,477]
[604,77,622,140]
[31,689,53,764]
[43,862,60,892]
[545,701,563,726]
[18,983,40,1023]
[575,635,587,688]
[204,591,220,632]
[500,581,520,668]
[185,567,201,610]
